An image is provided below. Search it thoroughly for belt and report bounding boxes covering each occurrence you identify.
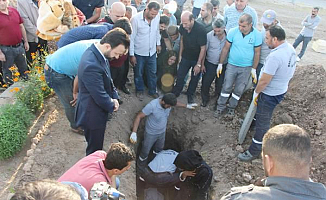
[0,42,22,48]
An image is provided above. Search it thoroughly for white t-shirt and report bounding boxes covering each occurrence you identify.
[148,150,179,173]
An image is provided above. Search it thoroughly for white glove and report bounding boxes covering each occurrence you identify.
[216,64,223,78]
[252,91,259,106]
[130,132,137,144]
[186,103,198,109]
[251,68,257,84]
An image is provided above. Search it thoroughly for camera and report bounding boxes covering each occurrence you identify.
[89,182,126,200]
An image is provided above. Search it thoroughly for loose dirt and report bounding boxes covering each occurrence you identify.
[1,0,326,200]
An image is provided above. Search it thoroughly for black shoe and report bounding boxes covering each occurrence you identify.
[201,101,208,107]
[121,86,130,94]
[118,99,123,105]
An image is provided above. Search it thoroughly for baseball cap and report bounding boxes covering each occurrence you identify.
[261,10,276,25]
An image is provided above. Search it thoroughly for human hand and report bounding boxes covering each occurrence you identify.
[193,65,201,76]
[130,132,137,144]
[181,170,196,179]
[251,68,257,84]
[156,45,161,54]
[0,51,6,61]
[70,93,78,106]
[252,91,259,106]
[216,64,223,78]
[24,41,29,51]
[201,65,206,73]
[130,56,137,67]
[186,103,198,109]
[113,99,119,111]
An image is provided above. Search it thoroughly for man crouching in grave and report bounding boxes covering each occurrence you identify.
[140,149,213,200]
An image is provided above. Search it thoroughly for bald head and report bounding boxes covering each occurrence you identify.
[110,2,126,23]
[181,11,194,31]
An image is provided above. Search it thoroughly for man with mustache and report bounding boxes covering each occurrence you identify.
[75,28,130,155]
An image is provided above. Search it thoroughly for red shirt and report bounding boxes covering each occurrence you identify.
[109,54,128,68]
[0,7,23,45]
[58,151,112,192]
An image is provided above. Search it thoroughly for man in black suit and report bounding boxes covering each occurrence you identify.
[76,28,130,155]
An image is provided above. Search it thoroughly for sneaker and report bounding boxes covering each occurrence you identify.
[149,93,159,99]
[227,108,235,116]
[136,91,144,101]
[187,95,195,104]
[238,150,258,162]
[296,56,301,62]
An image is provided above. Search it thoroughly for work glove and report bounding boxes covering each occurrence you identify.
[251,68,257,84]
[130,132,137,144]
[252,91,259,106]
[216,64,223,78]
[186,103,198,109]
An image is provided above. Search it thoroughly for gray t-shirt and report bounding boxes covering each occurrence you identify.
[142,99,171,135]
[148,149,178,173]
[206,30,227,65]
[261,42,296,96]
[259,22,282,64]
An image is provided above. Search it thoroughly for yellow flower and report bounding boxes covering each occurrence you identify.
[9,66,16,71]
[40,75,45,81]
[10,87,20,92]
[14,72,20,76]
[13,77,19,82]
[24,70,31,74]
[2,84,8,88]
[41,87,47,91]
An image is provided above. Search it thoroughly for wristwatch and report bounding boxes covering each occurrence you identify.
[196,64,201,68]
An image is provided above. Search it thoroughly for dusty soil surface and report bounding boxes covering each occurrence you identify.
[1,0,326,200]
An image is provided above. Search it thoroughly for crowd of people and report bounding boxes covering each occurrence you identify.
[1,0,325,199]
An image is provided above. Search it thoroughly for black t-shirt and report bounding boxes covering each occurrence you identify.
[179,21,207,61]
[73,0,104,19]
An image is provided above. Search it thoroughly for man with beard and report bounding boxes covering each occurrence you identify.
[76,28,130,155]
[221,124,326,199]
[196,2,215,33]
[130,1,161,100]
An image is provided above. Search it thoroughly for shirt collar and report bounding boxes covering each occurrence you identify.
[271,41,287,52]
[94,43,108,63]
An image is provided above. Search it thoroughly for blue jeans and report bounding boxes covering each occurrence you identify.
[44,65,77,129]
[173,58,201,99]
[249,93,285,156]
[139,131,165,162]
[0,44,28,84]
[293,34,312,59]
[201,60,226,102]
[134,53,157,95]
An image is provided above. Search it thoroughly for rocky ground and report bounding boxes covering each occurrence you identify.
[1,0,326,200]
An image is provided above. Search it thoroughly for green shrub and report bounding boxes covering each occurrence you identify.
[0,103,33,159]
[16,82,44,113]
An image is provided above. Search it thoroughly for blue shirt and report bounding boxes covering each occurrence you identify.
[224,4,258,32]
[46,40,99,78]
[227,27,262,67]
[262,42,296,96]
[57,23,113,48]
[72,0,104,19]
[142,98,171,135]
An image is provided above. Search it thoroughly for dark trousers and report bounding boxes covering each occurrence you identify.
[292,34,312,59]
[201,60,226,102]
[26,38,47,64]
[84,125,106,156]
[121,56,130,87]
[110,66,124,88]
[249,93,284,156]
[173,58,201,99]
[44,65,77,129]
[0,44,28,84]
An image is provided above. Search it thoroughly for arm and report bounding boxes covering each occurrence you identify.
[255,73,273,94]
[70,76,79,106]
[252,46,261,69]
[86,7,102,23]
[129,17,138,65]
[219,41,231,64]
[164,37,173,51]
[20,24,29,51]
[301,15,312,26]
[17,1,37,37]
[178,35,183,63]
[193,45,206,75]
[132,112,146,132]
[0,49,5,61]
[305,17,321,30]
